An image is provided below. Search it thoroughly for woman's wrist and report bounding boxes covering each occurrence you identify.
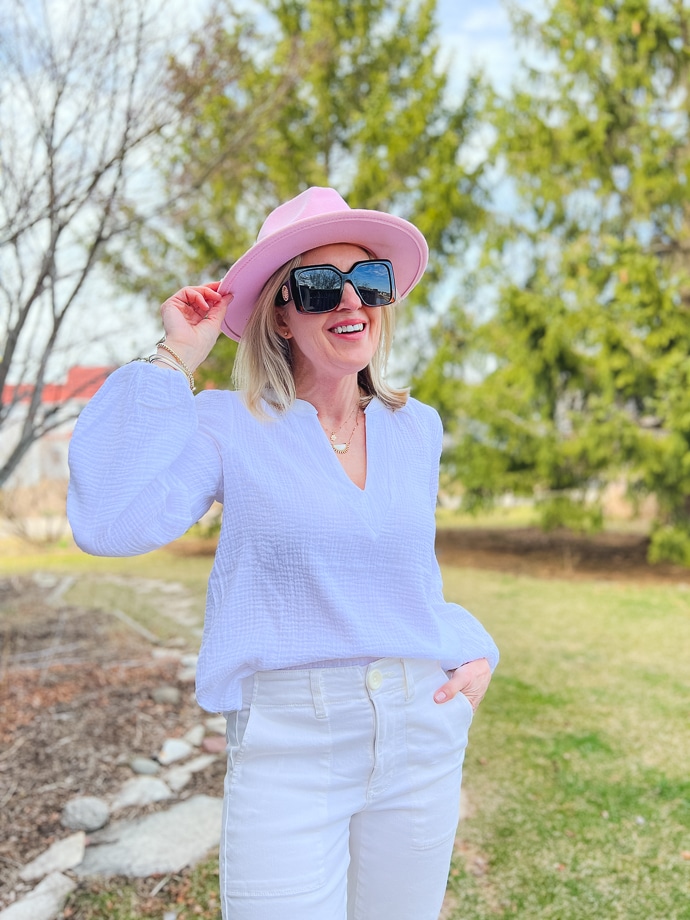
[144,342,196,392]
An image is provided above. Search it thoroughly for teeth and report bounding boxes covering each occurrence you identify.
[332,323,364,334]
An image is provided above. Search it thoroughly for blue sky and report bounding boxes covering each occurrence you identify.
[436,0,518,92]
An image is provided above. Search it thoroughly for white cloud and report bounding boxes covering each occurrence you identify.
[437,0,518,93]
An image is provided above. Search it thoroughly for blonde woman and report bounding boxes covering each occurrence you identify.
[68,187,498,920]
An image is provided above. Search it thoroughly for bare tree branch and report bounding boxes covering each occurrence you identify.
[0,0,176,486]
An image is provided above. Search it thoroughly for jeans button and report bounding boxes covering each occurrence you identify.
[367,669,383,691]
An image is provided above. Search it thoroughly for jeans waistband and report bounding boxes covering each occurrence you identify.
[240,658,443,713]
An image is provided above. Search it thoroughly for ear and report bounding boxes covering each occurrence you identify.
[274,307,292,339]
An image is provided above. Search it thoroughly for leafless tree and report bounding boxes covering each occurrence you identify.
[0,0,177,487]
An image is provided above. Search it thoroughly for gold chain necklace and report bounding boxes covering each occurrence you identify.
[321,400,361,454]
[330,410,361,454]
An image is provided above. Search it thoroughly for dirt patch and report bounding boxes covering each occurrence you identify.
[434,527,690,584]
[0,576,224,901]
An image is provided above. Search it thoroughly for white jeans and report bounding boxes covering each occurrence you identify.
[220,658,473,920]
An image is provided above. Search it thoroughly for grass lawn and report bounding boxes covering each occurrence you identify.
[1,539,689,919]
[446,567,690,920]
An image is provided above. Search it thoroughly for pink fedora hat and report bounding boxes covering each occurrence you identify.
[218,186,428,341]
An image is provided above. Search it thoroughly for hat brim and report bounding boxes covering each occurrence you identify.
[218,209,428,341]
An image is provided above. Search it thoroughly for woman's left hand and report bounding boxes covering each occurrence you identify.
[434,658,492,711]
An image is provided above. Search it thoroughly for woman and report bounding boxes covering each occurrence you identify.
[68,187,498,920]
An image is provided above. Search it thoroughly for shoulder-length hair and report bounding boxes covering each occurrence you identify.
[232,254,408,418]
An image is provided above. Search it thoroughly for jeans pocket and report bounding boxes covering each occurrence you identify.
[406,667,472,850]
[224,705,252,774]
[221,703,329,898]
[454,689,475,721]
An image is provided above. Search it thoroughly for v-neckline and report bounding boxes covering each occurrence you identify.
[294,397,378,493]
[293,397,393,535]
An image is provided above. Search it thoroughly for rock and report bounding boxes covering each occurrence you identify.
[202,735,227,754]
[75,795,223,878]
[130,756,160,775]
[31,572,60,589]
[151,686,181,705]
[157,582,186,595]
[163,767,192,793]
[177,666,197,683]
[151,648,183,660]
[180,653,199,667]
[164,754,218,792]
[46,576,76,606]
[183,724,205,747]
[157,738,193,765]
[19,832,86,881]
[61,796,110,832]
[0,871,76,920]
[111,777,173,810]
[183,753,218,774]
[204,715,226,735]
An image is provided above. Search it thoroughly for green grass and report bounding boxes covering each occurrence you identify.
[445,568,690,920]
[2,540,689,918]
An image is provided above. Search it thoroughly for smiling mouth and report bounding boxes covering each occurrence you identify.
[331,323,365,334]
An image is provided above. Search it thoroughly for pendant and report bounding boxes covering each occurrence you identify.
[332,443,349,454]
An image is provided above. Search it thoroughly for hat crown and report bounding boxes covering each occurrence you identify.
[257,187,351,242]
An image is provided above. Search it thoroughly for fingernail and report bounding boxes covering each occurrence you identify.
[434,690,447,703]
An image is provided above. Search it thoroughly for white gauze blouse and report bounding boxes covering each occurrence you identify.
[67,362,499,712]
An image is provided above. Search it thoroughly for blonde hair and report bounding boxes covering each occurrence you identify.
[232,255,409,418]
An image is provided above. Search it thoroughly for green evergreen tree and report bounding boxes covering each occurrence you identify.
[416,0,690,562]
[116,0,486,387]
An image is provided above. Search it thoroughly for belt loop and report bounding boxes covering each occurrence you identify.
[402,659,414,701]
[310,669,327,719]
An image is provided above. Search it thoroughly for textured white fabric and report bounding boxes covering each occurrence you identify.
[67,362,498,712]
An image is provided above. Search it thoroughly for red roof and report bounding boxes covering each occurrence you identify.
[2,366,114,405]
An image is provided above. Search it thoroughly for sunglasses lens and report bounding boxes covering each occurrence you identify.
[352,262,393,306]
[295,268,342,313]
[290,261,395,313]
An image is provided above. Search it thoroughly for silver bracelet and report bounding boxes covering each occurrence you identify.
[146,354,196,392]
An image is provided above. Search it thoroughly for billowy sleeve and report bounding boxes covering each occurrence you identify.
[425,406,500,671]
[67,362,224,556]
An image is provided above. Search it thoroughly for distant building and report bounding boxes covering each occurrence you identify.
[1,366,114,488]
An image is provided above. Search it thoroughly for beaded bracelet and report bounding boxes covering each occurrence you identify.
[153,340,196,392]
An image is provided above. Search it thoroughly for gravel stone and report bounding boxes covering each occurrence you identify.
[157,738,193,765]
[61,796,110,832]
[151,686,181,705]
[19,832,86,881]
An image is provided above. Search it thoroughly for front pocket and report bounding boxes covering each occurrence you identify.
[221,703,330,898]
[224,705,252,775]
[405,667,472,850]
[454,689,475,721]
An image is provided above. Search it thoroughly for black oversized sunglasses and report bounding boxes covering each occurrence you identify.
[275,259,396,314]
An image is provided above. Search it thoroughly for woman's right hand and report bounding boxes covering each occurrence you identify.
[159,282,233,372]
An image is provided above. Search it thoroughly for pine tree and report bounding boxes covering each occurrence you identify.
[416,0,690,562]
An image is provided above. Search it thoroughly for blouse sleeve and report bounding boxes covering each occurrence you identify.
[425,405,500,672]
[67,362,224,557]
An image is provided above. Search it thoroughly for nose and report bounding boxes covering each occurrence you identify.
[337,281,362,310]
